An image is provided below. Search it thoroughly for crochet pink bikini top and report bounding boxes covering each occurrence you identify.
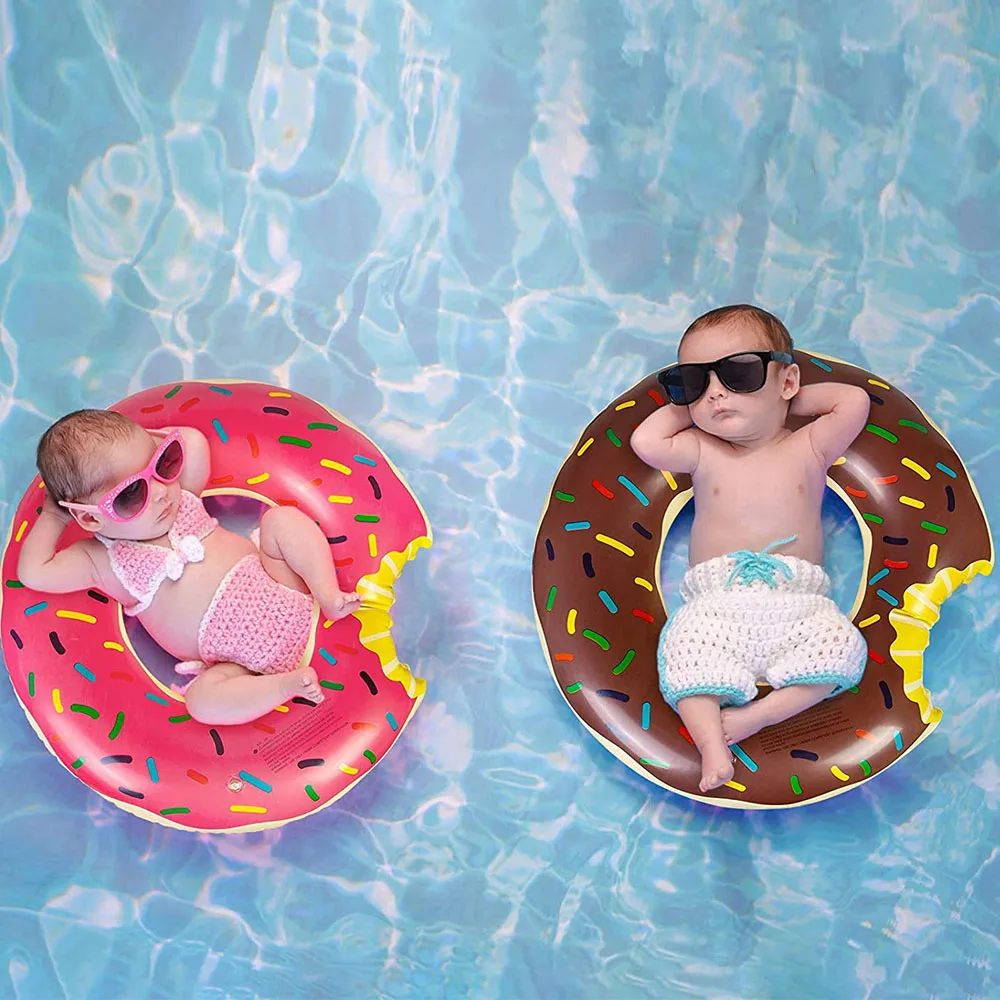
[97,490,218,615]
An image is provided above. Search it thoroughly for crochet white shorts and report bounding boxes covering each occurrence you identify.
[657,548,867,710]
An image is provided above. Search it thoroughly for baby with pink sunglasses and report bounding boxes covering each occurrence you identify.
[17,410,361,725]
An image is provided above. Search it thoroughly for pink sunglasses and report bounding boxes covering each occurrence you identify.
[59,431,185,522]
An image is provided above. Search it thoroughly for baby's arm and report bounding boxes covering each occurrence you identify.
[17,496,100,594]
[150,425,211,495]
[789,383,871,467]
[630,400,701,473]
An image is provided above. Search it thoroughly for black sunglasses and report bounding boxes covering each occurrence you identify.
[657,350,794,406]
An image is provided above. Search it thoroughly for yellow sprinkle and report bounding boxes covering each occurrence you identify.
[323,619,334,629]
[867,378,891,391]
[927,543,938,569]
[103,641,124,652]
[320,459,352,475]
[661,470,678,490]
[724,780,746,792]
[899,496,925,509]
[567,609,578,635]
[56,610,97,624]
[368,533,378,558]
[328,495,354,504]
[275,705,289,713]
[901,457,930,480]
[339,764,359,775]
[38,481,45,489]
[634,577,653,591]
[832,456,847,467]
[229,805,268,814]
[15,520,27,543]
[595,534,635,557]
[858,614,880,629]
[52,689,63,714]
[246,473,270,485]
[614,400,636,411]
[577,437,594,457]
[831,766,850,782]
[268,391,292,398]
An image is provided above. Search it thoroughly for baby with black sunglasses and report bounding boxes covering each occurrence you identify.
[631,305,872,793]
[18,410,360,725]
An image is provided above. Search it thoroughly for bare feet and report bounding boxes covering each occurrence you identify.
[280,665,325,705]
[699,743,735,792]
[321,590,362,620]
[721,702,772,746]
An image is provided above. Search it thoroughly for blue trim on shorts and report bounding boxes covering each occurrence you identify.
[659,682,755,711]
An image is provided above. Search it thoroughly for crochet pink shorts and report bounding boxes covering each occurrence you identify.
[176,554,315,678]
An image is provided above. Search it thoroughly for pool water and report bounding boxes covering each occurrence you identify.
[1,1,998,997]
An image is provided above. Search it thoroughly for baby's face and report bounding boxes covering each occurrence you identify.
[678,322,799,442]
[74,429,182,540]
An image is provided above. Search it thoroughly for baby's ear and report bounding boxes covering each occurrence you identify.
[69,508,103,534]
[780,362,801,400]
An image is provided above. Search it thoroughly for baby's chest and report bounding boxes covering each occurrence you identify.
[698,452,823,507]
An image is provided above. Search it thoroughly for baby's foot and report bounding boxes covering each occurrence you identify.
[699,744,735,792]
[721,702,771,746]
[321,589,362,621]
[280,666,325,706]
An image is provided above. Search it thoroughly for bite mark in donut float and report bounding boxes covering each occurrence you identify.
[1,381,432,832]
[532,350,993,808]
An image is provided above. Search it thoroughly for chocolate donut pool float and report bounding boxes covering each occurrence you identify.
[532,350,993,808]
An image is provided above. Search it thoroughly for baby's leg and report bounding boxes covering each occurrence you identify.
[676,695,735,793]
[257,505,361,620]
[721,683,835,746]
[184,662,324,726]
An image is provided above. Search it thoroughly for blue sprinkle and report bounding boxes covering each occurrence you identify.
[731,744,759,773]
[876,588,899,607]
[386,712,399,731]
[146,757,159,783]
[616,476,650,506]
[598,590,618,613]
[354,455,377,467]
[238,770,273,793]
[564,521,591,531]
[869,568,890,586]
[209,386,233,395]
[809,358,834,372]
[935,462,957,479]
[894,730,903,751]
[318,647,338,666]
[24,601,48,616]
[641,701,651,730]
[145,692,170,706]
[73,662,96,682]
[211,418,228,444]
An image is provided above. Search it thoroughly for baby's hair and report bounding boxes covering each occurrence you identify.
[680,304,794,356]
[37,409,141,503]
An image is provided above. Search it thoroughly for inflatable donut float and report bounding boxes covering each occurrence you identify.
[0,380,431,832]
[532,350,993,808]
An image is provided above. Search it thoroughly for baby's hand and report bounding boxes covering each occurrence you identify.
[41,491,72,524]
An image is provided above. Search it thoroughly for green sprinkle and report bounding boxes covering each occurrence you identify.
[865,424,898,444]
[27,672,34,697]
[606,428,622,447]
[305,785,320,802]
[790,775,803,795]
[554,491,575,502]
[168,714,192,724]
[545,586,557,612]
[848,686,860,694]
[613,649,635,675]
[108,711,124,741]
[159,807,191,816]
[320,680,345,691]
[565,682,584,694]
[354,514,380,523]
[898,419,927,433]
[70,704,99,719]
[860,760,872,776]
[921,521,947,535]
[71,757,84,769]
[363,750,377,764]
[582,629,610,650]
[164,385,182,399]
[639,758,670,769]
[862,513,885,524]
[278,435,312,448]
[5,580,23,588]
[307,422,338,431]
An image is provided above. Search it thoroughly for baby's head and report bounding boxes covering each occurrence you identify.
[38,410,182,540]
[672,304,799,443]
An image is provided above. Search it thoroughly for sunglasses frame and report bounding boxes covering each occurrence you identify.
[59,430,186,523]
[657,350,795,406]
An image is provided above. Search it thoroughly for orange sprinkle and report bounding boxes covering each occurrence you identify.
[110,672,134,682]
[856,729,876,741]
[140,404,165,414]
[186,769,208,784]
[210,475,234,486]
[845,487,868,499]
[248,433,259,458]
[872,475,899,485]
[553,653,575,662]
[178,396,200,413]
[311,478,322,487]
[352,722,377,732]
[276,499,299,507]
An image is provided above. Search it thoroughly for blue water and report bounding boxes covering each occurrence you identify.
[1,1,998,996]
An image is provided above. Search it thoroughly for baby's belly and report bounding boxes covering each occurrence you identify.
[689,503,825,567]
[137,529,258,660]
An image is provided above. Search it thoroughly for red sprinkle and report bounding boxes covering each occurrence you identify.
[110,672,133,682]
[334,558,354,568]
[334,644,358,655]
[276,499,299,507]
[868,648,885,665]
[186,769,209,784]
[592,479,615,499]
[210,475,234,486]
[845,487,868,499]
[648,388,665,406]
[678,726,695,745]
[140,404,165,414]
[632,609,655,623]
[872,475,898,485]
[311,478,322,487]
[252,722,275,734]
[884,560,909,570]
[178,396,200,413]
[248,433,259,458]
[856,729,875,741]
[352,722,377,732]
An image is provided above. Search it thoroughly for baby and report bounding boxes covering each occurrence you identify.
[17,410,361,725]
[631,305,871,792]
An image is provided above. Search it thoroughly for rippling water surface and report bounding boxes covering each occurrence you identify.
[0,1,998,997]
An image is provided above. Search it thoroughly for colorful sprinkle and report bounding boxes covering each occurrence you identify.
[876,589,898,606]
[606,429,622,447]
[211,419,228,443]
[582,553,595,577]
[592,479,615,499]
[107,712,124,739]
[879,681,893,709]
[867,378,891,391]
[869,568,890,585]
[238,770,272,793]
[648,388,664,405]
[613,649,635,675]
[662,470,678,490]
[321,460,351,475]
[27,672,34,697]
[860,760,872,777]
[858,614,880,628]
[554,490,575,502]
[866,424,898,444]
[305,785,320,801]
[831,767,850,782]
[632,609,655,623]
[247,473,270,485]
[49,632,65,654]
[328,495,354,505]
[209,729,224,756]
[863,513,884,524]
[278,435,312,448]
[790,749,819,761]
[899,419,927,433]
[101,754,132,765]
[614,400,636,411]
[320,681,345,691]
[790,776,803,795]
[565,521,591,531]
[935,462,957,479]
[894,731,903,751]
[809,357,833,372]
[354,514,379,523]
[146,757,159,783]
[169,714,192,724]
[307,421,338,431]
[24,601,48,616]
[724,780,747,792]
[364,750,377,764]
[14,520,27,543]
[582,629,610,650]
[353,455,376,467]
[145,693,170,706]
[565,682,584,694]
[899,496,925,509]
[52,689,63,714]
[617,476,650,505]
[927,543,939,569]
[901,457,930,480]
[71,704,99,719]
[4,579,23,588]
[9,629,23,650]
[634,577,653,591]
[318,647,338,666]
[598,590,618,613]
[368,533,378,558]
[946,485,955,512]
[186,769,208,785]
[845,487,868,499]
[632,522,652,540]
[731,745,758,773]
[71,758,84,769]
[73,663,96,682]
[577,437,594,457]
[178,397,200,413]
[873,475,898,485]
[118,787,144,799]
[595,534,634,557]
[920,520,947,535]
[641,702,651,729]
[639,758,670,768]
[545,539,554,561]
[56,610,97,624]
[164,385,182,399]
[104,641,124,652]
[209,386,232,395]
[230,805,267,814]
[386,712,398,731]
[298,759,324,769]
[566,609,578,634]
[856,729,876,741]
[883,535,908,545]
[545,586,557,612]
[884,560,909,569]
[159,807,191,816]
[596,689,629,702]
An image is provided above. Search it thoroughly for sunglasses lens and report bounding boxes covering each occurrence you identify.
[663,365,708,405]
[112,479,148,520]
[719,354,766,393]
[155,440,183,481]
